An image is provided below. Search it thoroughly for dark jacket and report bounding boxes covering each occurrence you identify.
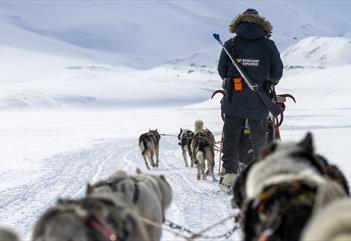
[218,13,283,120]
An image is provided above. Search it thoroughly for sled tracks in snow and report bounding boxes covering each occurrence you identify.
[0,139,139,239]
[1,137,239,240]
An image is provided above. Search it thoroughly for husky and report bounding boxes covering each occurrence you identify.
[191,120,216,181]
[243,178,347,241]
[87,169,172,241]
[233,133,349,207]
[178,128,194,167]
[233,133,349,209]
[233,132,349,241]
[138,129,161,169]
[32,192,150,241]
[0,228,19,241]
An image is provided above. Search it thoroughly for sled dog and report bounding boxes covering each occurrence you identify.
[178,128,194,167]
[191,120,216,181]
[232,132,350,209]
[139,129,161,169]
[243,178,347,241]
[232,133,349,241]
[87,169,172,241]
[32,192,149,241]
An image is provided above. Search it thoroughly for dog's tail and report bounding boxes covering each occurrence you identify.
[194,120,204,134]
[139,135,147,155]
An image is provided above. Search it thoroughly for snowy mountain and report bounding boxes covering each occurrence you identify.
[282,36,351,68]
[0,1,351,109]
[0,0,350,65]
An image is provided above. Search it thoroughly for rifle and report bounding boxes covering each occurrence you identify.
[213,33,283,117]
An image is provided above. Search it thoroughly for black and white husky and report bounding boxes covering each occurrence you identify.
[139,129,161,169]
[178,128,194,167]
[232,132,349,241]
[191,120,216,181]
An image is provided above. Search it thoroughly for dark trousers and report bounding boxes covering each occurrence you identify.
[222,116,267,174]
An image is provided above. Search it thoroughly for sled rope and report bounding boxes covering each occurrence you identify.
[141,213,240,240]
[160,133,179,137]
[188,213,238,240]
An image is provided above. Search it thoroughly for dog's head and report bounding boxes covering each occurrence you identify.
[149,129,161,140]
[33,195,149,241]
[259,132,318,168]
[258,133,349,195]
[246,132,328,201]
[32,200,91,241]
[243,180,317,241]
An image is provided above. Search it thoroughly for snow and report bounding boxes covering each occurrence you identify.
[282,36,351,68]
[0,1,351,241]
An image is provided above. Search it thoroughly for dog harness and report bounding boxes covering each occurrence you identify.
[92,178,140,204]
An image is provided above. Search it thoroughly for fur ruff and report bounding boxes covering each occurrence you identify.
[246,152,325,199]
[229,13,272,37]
[313,179,347,214]
[301,198,351,241]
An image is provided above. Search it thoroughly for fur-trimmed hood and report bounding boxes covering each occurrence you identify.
[229,13,272,38]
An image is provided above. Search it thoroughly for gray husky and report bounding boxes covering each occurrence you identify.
[191,120,216,181]
[139,129,161,169]
[87,169,172,241]
[178,128,194,167]
[32,192,150,241]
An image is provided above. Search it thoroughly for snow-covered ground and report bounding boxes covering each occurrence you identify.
[1,1,351,241]
[1,102,351,240]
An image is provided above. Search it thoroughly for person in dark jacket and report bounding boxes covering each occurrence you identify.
[218,9,283,192]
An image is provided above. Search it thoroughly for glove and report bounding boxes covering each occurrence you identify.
[263,81,274,93]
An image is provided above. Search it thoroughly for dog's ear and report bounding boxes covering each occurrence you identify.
[136,168,142,174]
[299,132,314,153]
